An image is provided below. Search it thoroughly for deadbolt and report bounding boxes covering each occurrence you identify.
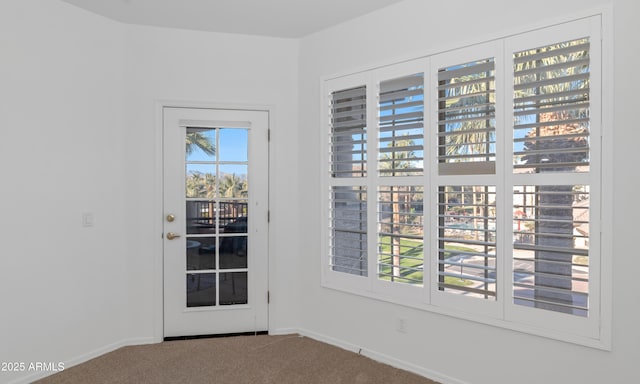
[166,214,175,222]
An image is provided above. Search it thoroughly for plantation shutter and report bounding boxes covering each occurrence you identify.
[512,38,590,173]
[330,86,367,177]
[377,186,424,285]
[330,186,368,276]
[329,83,368,277]
[378,74,424,176]
[437,58,496,175]
[437,186,497,299]
[512,185,589,316]
[323,16,604,344]
[511,37,593,317]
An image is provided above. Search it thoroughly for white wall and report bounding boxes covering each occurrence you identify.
[298,0,640,383]
[0,1,300,383]
[122,24,301,341]
[3,0,639,383]
[0,1,128,383]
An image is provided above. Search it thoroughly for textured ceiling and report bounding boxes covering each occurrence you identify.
[61,0,405,38]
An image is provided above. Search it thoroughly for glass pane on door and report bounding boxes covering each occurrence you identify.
[184,127,249,308]
[187,273,216,307]
[186,201,218,234]
[186,237,216,270]
[220,272,248,305]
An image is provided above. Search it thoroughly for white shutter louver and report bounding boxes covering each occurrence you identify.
[438,59,496,175]
[330,186,368,276]
[511,38,592,317]
[437,185,497,299]
[512,185,589,316]
[331,86,367,177]
[377,186,424,285]
[378,74,424,176]
[513,38,590,173]
[323,16,604,346]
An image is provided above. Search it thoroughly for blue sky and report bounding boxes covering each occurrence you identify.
[186,128,248,176]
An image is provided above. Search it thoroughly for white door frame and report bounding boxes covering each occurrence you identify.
[153,100,273,342]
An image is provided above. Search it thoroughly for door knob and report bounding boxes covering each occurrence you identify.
[166,232,181,240]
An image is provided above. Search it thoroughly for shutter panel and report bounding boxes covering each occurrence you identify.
[378,74,424,176]
[331,86,367,177]
[513,38,590,173]
[437,186,497,299]
[377,186,424,285]
[511,37,592,317]
[512,185,589,316]
[437,58,496,175]
[330,186,368,276]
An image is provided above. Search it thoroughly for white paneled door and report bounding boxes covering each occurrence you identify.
[163,107,269,337]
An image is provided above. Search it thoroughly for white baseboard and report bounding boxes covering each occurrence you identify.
[294,328,469,384]
[268,327,300,336]
[7,330,466,384]
[7,337,157,384]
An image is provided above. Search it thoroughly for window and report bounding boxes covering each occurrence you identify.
[512,184,590,316]
[376,71,426,292]
[510,37,592,317]
[437,57,496,175]
[437,185,497,299]
[328,80,369,279]
[330,186,367,276]
[322,16,606,347]
[331,86,367,178]
[429,41,503,316]
[512,38,590,173]
[379,74,424,176]
[378,185,424,285]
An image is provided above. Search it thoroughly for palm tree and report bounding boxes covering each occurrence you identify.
[186,131,215,156]
[521,117,587,313]
[185,129,216,198]
[186,172,205,198]
[186,171,217,198]
[379,138,420,176]
[379,139,421,281]
[442,93,495,161]
[220,173,247,198]
[203,172,216,198]
[437,65,495,294]
[515,39,590,314]
[237,179,248,198]
[439,60,495,165]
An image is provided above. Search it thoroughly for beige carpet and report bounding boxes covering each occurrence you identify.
[35,334,440,384]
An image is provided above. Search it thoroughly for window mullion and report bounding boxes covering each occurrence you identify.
[500,37,514,319]
[366,75,379,290]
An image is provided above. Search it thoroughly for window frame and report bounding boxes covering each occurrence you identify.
[320,14,610,349]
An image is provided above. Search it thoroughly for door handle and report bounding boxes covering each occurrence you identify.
[166,232,181,240]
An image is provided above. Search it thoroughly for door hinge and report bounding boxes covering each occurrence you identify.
[267,291,270,304]
[267,210,270,223]
[268,129,271,142]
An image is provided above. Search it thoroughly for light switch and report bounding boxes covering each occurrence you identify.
[82,213,94,227]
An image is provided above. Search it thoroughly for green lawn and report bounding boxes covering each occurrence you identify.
[378,236,474,286]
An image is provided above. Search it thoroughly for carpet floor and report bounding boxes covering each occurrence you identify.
[34,334,440,384]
